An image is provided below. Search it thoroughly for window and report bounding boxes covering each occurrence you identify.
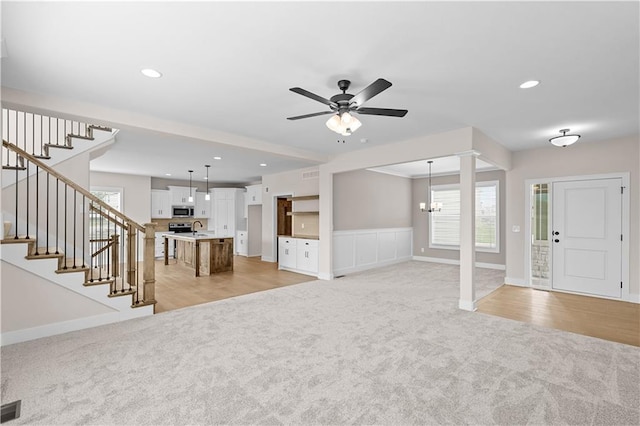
[89,187,123,240]
[429,181,499,252]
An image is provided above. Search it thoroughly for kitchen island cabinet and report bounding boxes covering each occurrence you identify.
[163,233,233,277]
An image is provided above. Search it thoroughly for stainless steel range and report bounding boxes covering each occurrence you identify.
[168,222,192,233]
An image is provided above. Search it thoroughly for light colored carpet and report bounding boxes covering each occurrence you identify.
[1,261,639,425]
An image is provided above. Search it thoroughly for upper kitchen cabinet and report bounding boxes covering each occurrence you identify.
[168,186,195,206]
[151,190,171,218]
[246,184,262,205]
[194,192,210,218]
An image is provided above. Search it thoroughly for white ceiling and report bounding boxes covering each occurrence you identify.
[1,1,638,184]
[369,156,496,179]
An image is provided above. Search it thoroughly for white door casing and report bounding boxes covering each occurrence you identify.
[552,178,622,298]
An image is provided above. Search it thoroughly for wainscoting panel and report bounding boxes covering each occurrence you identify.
[333,228,413,276]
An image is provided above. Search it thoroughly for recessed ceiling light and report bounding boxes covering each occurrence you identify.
[259,163,267,167]
[141,68,162,78]
[213,156,222,160]
[165,173,171,176]
[519,80,539,89]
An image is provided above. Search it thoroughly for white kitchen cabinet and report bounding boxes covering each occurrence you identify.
[278,237,297,269]
[278,236,318,276]
[295,239,319,274]
[236,230,248,256]
[194,192,210,218]
[168,186,195,206]
[208,188,244,237]
[151,190,171,218]
[155,231,170,258]
[246,184,262,205]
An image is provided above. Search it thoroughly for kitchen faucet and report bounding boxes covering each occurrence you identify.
[192,220,203,234]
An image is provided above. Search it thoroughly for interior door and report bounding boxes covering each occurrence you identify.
[552,178,622,298]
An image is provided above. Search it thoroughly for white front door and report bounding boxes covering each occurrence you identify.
[552,178,622,298]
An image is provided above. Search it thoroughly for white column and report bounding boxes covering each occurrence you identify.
[458,151,478,311]
[317,166,333,280]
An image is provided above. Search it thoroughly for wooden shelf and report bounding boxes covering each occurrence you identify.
[286,211,319,216]
[287,195,319,201]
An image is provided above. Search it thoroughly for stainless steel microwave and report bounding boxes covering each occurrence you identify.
[172,206,194,217]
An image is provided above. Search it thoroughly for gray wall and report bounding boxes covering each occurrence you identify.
[333,169,412,231]
[412,169,506,265]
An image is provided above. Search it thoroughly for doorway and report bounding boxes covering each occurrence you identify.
[526,175,628,300]
[276,197,292,261]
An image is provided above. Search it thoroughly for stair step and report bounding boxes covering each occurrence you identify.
[1,236,36,244]
[44,143,73,150]
[89,125,113,132]
[2,165,27,171]
[33,154,52,160]
[84,276,116,286]
[132,299,157,308]
[67,134,94,141]
[108,288,136,298]
[56,259,89,274]
[26,248,63,259]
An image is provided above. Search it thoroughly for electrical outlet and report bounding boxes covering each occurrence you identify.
[421,247,425,253]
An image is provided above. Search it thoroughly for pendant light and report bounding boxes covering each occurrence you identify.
[188,170,194,203]
[549,128,580,147]
[204,165,211,201]
[420,160,442,213]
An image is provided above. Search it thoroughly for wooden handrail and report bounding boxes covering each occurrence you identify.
[3,140,144,232]
[91,237,116,258]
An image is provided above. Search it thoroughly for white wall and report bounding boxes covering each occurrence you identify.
[333,169,412,231]
[505,135,639,297]
[1,262,115,333]
[90,171,151,225]
[261,166,320,262]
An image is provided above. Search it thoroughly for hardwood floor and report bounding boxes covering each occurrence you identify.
[154,256,315,313]
[477,285,640,347]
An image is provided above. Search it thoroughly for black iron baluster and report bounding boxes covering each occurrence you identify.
[45,174,50,254]
[25,159,29,239]
[99,205,104,281]
[72,190,77,268]
[34,166,39,252]
[40,114,43,156]
[5,109,9,167]
[55,179,59,254]
[63,183,68,269]
[82,194,86,267]
[14,165,18,239]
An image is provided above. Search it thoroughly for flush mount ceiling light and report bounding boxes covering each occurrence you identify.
[213,156,222,160]
[519,80,540,89]
[549,128,581,147]
[259,163,267,167]
[141,68,162,78]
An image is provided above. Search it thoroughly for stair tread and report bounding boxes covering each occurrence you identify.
[2,166,27,171]
[26,250,63,259]
[108,288,136,298]
[44,143,73,150]
[2,236,36,244]
[56,259,89,273]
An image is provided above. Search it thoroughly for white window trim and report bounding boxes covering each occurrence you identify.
[428,180,500,253]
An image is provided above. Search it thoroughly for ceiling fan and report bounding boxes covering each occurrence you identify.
[287,78,408,136]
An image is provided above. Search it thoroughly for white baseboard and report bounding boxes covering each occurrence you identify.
[1,305,153,346]
[629,293,640,304]
[261,255,275,263]
[333,256,412,278]
[504,277,528,287]
[317,272,333,281]
[458,299,477,311]
[412,256,505,270]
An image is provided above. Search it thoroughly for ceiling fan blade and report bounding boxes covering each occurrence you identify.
[290,87,337,108]
[349,78,393,107]
[287,111,336,120]
[355,107,408,117]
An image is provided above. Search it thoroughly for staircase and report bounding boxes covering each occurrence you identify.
[1,108,156,345]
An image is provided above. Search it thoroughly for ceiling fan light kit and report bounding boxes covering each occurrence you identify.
[549,128,580,147]
[288,78,408,135]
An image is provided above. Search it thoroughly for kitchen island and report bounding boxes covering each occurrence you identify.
[163,233,233,277]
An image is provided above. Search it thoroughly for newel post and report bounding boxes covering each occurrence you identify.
[143,223,157,308]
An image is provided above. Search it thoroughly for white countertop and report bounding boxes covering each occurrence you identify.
[162,232,231,241]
